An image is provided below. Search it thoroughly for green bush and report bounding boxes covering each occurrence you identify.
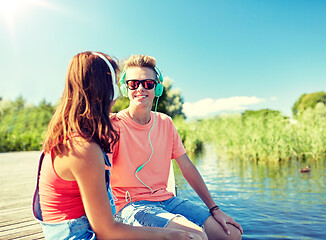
[0,96,53,152]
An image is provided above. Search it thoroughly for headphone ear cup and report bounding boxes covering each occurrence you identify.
[119,71,128,98]
[155,83,163,97]
[120,84,128,97]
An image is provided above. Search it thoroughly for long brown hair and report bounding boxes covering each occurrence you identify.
[43,51,119,154]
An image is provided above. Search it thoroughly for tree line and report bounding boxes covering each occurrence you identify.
[1,90,325,156]
[0,78,185,152]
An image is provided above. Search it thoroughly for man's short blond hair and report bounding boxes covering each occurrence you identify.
[123,55,156,69]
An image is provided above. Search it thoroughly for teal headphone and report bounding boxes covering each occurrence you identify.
[119,66,164,97]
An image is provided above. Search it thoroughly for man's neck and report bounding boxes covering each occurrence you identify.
[127,105,152,125]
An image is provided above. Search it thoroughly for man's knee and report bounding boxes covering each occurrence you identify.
[167,216,208,240]
[203,216,242,240]
[226,223,242,240]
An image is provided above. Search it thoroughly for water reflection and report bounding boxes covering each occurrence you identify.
[173,145,326,240]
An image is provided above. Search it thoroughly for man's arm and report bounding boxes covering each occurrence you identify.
[174,153,216,209]
[174,153,243,235]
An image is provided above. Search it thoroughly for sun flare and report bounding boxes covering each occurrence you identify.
[0,0,54,30]
[0,0,27,27]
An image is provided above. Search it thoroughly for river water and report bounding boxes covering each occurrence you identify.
[173,145,326,240]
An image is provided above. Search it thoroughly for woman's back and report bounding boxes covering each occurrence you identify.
[39,147,85,222]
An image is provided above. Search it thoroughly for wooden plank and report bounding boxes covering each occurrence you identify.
[0,151,177,239]
[0,151,44,239]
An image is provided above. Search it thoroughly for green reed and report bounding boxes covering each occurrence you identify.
[174,103,326,162]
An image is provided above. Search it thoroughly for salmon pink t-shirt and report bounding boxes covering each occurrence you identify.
[110,110,186,213]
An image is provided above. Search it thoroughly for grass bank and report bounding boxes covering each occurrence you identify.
[174,104,326,162]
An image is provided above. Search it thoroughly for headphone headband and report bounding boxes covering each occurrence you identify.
[92,52,119,100]
[154,66,164,83]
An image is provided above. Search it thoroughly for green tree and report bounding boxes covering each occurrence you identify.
[154,77,185,119]
[38,98,54,112]
[111,96,129,113]
[0,98,12,121]
[12,95,26,111]
[0,97,54,152]
[292,91,326,116]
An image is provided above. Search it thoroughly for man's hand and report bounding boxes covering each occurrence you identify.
[211,209,243,235]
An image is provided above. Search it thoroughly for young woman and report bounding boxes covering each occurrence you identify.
[110,55,243,240]
[32,51,199,240]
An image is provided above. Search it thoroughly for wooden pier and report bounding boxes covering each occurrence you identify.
[0,151,44,239]
[0,151,176,239]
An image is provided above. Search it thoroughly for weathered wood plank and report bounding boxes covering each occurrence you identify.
[0,151,44,239]
[0,151,177,239]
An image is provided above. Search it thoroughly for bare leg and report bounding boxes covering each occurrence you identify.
[203,216,242,240]
[166,215,208,240]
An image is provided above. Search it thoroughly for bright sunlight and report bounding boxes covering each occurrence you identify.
[0,0,53,30]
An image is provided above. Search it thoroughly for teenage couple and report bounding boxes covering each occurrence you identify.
[33,51,243,240]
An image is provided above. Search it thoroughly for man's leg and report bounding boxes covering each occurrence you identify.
[166,215,208,240]
[162,197,209,240]
[163,197,241,240]
[203,216,242,240]
[115,199,207,239]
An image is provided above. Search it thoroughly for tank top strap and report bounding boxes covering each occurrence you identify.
[102,150,111,167]
[102,149,117,214]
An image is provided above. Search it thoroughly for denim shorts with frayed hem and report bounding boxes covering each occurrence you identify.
[114,196,211,228]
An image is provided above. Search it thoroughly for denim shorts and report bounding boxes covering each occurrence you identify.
[39,215,95,240]
[114,196,211,228]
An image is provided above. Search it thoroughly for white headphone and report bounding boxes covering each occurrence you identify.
[92,52,119,100]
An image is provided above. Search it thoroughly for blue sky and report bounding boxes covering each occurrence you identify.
[0,0,325,118]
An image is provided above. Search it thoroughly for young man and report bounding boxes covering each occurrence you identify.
[110,55,243,240]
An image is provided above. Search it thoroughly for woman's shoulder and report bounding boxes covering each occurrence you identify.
[64,139,102,163]
[69,138,101,155]
[65,139,104,174]
[50,139,103,181]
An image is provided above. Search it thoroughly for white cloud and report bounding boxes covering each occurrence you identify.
[183,96,265,118]
[270,96,277,101]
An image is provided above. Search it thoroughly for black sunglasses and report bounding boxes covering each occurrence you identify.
[126,79,157,90]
